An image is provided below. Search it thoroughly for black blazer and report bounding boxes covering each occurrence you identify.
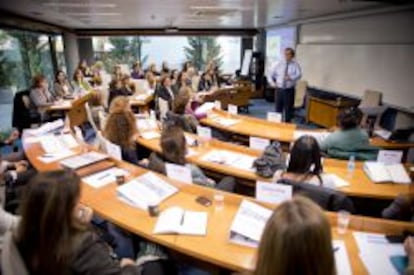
[156,86,174,109]
[276,178,355,213]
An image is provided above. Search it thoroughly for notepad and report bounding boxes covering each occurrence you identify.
[40,134,78,154]
[25,119,64,136]
[153,207,208,236]
[363,162,411,184]
[333,240,352,275]
[59,151,108,170]
[117,172,178,210]
[229,200,272,247]
[201,150,256,172]
[38,150,76,163]
[321,174,351,189]
[83,167,129,188]
[353,232,405,275]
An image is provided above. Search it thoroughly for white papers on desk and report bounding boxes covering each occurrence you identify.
[353,232,405,275]
[40,134,78,154]
[333,240,352,275]
[196,126,212,140]
[153,207,208,236]
[140,131,160,140]
[255,182,292,204]
[229,200,272,247]
[25,119,64,136]
[200,150,256,172]
[59,151,108,170]
[135,94,148,101]
[377,150,403,165]
[363,162,411,184]
[103,138,122,161]
[293,130,330,144]
[136,119,158,132]
[195,102,215,116]
[117,172,178,210]
[249,137,270,151]
[374,129,392,140]
[320,174,350,189]
[38,150,77,163]
[166,163,192,184]
[211,117,240,127]
[83,167,129,188]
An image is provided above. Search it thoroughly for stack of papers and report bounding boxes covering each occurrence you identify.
[211,117,240,127]
[83,167,129,188]
[293,130,330,144]
[40,134,78,153]
[195,102,215,116]
[117,172,178,210]
[38,150,77,163]
[229,200,272,247]
[153,207,208,236]
[320,174,351,189]
[363,162,411,184]
[353,232,405,275]
[201,150,256,172]
[25,119,64,136]
[59,151,108,170]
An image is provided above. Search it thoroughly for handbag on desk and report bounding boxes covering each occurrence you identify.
[253,141,286,178]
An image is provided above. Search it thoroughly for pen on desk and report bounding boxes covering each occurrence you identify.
[333,247,339,252]
[97,173,110,180]
[180,213,185,226]
[42,153,54,158]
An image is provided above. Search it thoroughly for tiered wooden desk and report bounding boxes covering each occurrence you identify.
[129,94,154,113]
[22,134,414,274]
[136,132,413,200]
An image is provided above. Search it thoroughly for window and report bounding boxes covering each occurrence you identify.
[92,35,241,74]
[0,29,60,129]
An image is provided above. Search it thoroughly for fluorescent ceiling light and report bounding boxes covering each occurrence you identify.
[42,2,117,8]
[65,12,121,16]
[189,6,253,11]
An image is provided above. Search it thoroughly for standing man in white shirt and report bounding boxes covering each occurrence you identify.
[269,48,302,122]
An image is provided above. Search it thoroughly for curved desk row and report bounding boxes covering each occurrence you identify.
[136,132,413,200]
[200,109,414,152]
[22,133,414,274]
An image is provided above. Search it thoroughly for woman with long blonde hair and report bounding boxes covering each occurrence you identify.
[255,196,335,275]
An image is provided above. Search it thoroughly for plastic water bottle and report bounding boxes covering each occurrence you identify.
[347,155,356,178]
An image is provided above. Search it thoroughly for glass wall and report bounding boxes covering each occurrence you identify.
[92,35,241,74]
[0,28,63,129]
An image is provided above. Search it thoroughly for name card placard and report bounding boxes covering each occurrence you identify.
[166,163,192,184]
[377,150,403,165]
[249,137,270,151]
[255,181,292,204]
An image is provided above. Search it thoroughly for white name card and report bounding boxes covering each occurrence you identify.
[255,181,292,204]
[196,126,212,140]
[228,104,238,115]
[249,137,270,151]
[104,139,122,161]
[214,100,222,110]
[267,112,282,123]
[377,150,403,165]
[165,163,192,184]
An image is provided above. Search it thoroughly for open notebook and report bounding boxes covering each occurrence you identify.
[59,151,109,170]
[153,207,208,236]
[229,200,272,248]
[117,172,178,210]
[363,162,411,184]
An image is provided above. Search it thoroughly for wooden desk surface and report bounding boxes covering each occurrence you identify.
[136,132,413,200]
[22,133,414,273]
[129,94,154,107]
[201,109,414,150]
[46,100,73,112]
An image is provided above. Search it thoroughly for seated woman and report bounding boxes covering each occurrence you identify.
[103,105,139,165]
[156,75,175,111]
[108,78,133,107]
[170,69,179,86]
[131,61,145,80]
[165,87,198,133]
[1,170,141,274]
[197,72,214,92]
[147,126,214,188]
[112,65,123,82]
[77,59,93,77]
[54,70,73,98]
[29,74,56,120]
[72,69,91,96]
[319,107,378,160]
[382,193,414,221]
[274,136,337,189]
[255,196,335,275]
[144,71,157,92]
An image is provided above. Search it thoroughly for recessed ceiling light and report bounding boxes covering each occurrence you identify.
[65,12,121,16]
[42,2,117,8]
